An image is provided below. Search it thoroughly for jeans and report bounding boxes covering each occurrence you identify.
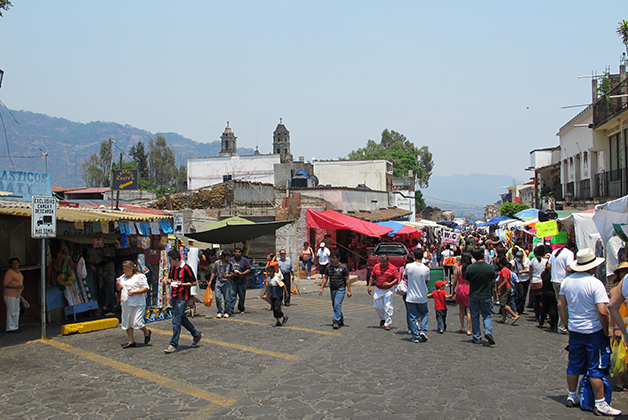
[405,301,429,340]
[302,259,313,275]
[215,281,231,315]
[330,288,346,323]
[170,298,201,348]
[228,280,247,314]
[104,281,116,312]
[282,272,292,305]
[515,281,529,314]
[435,309,447,332]
[469,297,493,343]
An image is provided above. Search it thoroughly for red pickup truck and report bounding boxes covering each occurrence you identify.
[366,242,411,282]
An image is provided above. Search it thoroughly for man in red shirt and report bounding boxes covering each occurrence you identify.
[368,254,399,330]
[164,249,203,353]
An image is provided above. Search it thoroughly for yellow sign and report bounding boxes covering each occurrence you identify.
[535,220,559,238]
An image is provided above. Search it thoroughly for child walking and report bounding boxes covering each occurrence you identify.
[428,280,453,333]
[266,266,288,326]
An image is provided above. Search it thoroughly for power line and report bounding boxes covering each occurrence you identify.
[422,195,484,208]
[0,107,14,169]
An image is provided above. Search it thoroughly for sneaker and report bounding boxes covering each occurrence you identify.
[332,322,339,329]
[144,329,152,345]
[558,326,568,334]
[282,315,289,326]
[438,330,444,334]
[275,321,282,327]
[484,334,495,345]
[223,313,229,318]
[164,345,177,354]
[240,311,245,314]
[565,397,579,408]
[419,333,428,342]
[338,321,344,326]
[593,401,621,416]
[412,338,421,343]
[380,319,385,327]
[216,313,222,318]
[384,325,391,331]
[192,332,203,347]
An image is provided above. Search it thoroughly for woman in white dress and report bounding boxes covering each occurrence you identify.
[116,260,151,348]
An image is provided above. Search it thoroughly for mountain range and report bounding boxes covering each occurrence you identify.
[0,110,523,218]
[0,109,254,187]
[419,174,524,221]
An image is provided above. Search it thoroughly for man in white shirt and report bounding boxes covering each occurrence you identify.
[317,243,331,279]
[558,248,620,416]
[549,241,576,333]
[404,249,430,343]
[511,251,531,315]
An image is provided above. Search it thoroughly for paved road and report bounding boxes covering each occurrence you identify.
[1,282,626,419]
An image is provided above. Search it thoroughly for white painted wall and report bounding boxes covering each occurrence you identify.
[187,154,281,190]
[313,160,391,191]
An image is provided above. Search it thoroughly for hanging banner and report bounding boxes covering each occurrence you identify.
[535,220,559,238]
[441,230,460,245]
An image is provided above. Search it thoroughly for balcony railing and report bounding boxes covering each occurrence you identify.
[594,77,628,128]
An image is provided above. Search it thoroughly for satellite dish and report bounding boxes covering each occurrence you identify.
[309,175,319,187]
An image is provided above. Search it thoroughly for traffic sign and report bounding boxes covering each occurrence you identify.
[113,169,139,190]
[31,196,57,238]
[173,212,184,237]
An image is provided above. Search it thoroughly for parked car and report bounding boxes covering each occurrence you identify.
[366,242,410,282]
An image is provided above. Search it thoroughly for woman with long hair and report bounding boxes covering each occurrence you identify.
[300,242,315,279]
[451,252,472,335]
[116,260,151,348]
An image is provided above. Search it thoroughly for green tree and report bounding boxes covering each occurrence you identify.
[618,20,628,56]
[176,164,187,191]
[347,129,434,214]
[80,139,113,187]
[500,202,530,218]
[0,0,12,17]
[148,134,177,188]
[129,141,149,181]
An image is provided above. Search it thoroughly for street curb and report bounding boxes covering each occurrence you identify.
[61,318,119,335]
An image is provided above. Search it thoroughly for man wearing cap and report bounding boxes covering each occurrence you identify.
[558,248,620,416]
[550,241,576,334]
[316,243,330,279]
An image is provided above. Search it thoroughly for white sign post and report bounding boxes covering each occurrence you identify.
[31,196,56,340]
[173,212,184,237]
[31,196,57,239]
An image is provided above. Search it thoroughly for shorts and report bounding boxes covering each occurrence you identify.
[499,289,511,309]
[566,329,611,379]
[443,265,454,278]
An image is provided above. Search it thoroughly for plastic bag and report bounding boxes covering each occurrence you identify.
[610,338,627,378]
[203,286,213,308]
[395,279,408,296]
[578,374,612,412]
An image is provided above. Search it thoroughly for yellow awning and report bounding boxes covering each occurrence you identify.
[0,202,171,222]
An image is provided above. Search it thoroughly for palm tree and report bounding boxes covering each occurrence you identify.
[618,20,628,56]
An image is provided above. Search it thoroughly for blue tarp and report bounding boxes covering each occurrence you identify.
[477,216,514,227]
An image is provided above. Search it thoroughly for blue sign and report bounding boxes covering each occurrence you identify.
[0,170,52,201]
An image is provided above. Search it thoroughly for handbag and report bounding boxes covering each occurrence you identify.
[203,286,213,308]
[610,338,628,378]
[395,278,408,295]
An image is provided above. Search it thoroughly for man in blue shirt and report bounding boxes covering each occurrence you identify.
[277,249,294,307]
[227,247,251,315]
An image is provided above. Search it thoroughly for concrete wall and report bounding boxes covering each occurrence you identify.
[313,160,392,191]
[394,190,415,221]
[299,188,392,212]
[274,162,314,188]
[188,154,280,190]
[233,182,275,206]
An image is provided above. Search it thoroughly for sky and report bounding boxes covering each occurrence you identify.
[0,1,627,183]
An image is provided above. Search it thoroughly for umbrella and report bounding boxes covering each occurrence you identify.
[476,216,514,227]
[376,221,420,237]
[514,208,539,220]
[437,220,459,229]
[187,216,295,244]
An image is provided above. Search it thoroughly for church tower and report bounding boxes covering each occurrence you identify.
[273,118,293,163]
[219,122,237,156]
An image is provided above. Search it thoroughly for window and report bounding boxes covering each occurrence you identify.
[610,133,621,172]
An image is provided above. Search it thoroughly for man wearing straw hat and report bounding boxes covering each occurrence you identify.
[557,248,620,416]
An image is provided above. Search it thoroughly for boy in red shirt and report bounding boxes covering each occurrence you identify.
[428,280,453,333]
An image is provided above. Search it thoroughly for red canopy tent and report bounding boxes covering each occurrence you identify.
[307,209,394,237]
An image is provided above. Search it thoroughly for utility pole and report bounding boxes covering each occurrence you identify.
[115,153,122,210]
[109,138,115,209]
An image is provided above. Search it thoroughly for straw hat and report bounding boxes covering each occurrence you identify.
[569,248,605,272]
[614,261,628,275]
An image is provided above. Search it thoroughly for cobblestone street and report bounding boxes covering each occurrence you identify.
[1,283,626,419]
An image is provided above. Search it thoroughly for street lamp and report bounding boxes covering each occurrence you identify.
[565,191,574,207]
[0,69,4,88]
